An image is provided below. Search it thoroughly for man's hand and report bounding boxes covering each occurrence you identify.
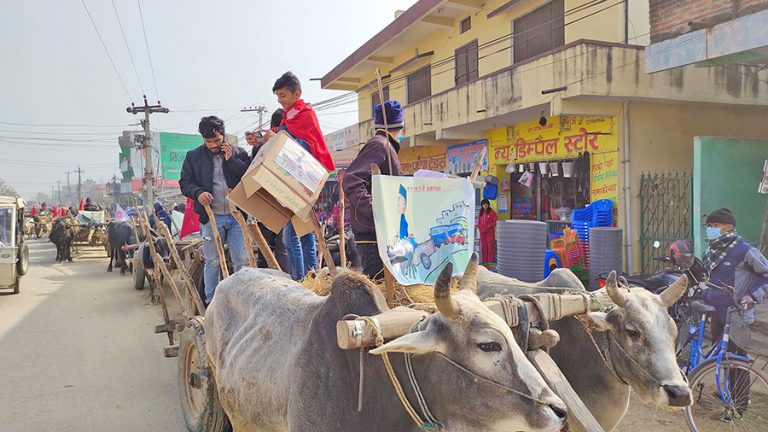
[221,141,233,160]
[740,295,756,310]
[198,192,213,206]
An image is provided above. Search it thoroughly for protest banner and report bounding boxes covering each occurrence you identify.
[372,175,476,285]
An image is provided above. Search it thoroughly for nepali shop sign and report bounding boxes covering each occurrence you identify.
[446,140,488,174]
[398,145,447,176]
[326,124,360,151]
[488,116,618,165]
[590,151,619,203]
[372,175,475,285]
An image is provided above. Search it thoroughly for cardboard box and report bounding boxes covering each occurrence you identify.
[227,131,329,236]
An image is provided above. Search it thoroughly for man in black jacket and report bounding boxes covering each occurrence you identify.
[179,116,251,304]
[343,100,403,279]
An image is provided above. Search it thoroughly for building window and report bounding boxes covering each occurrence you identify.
[371,85,390,118]
[513,0,564,64]
[407,65,432,103]
[460,16,471,34]
[454,40,479,86]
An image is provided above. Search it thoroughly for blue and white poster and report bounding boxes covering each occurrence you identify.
[372,175,476,285]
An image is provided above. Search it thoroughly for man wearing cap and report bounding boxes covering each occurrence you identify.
[703,208,768,416]
[705,207,768,333]
[343,100,403,279]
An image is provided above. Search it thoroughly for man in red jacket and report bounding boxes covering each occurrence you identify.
[264,72,334,279]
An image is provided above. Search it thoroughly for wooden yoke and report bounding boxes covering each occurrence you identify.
[203,205,229,279]
[228,202,257,267]
[336,291,616,350]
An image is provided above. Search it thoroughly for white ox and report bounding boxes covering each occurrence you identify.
[205,260,567,432]
[477,268,692,431]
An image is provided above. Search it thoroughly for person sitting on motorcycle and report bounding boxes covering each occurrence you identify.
[704,207,768,337]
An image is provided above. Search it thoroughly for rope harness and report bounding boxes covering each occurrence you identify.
[575,292,667,388]
[352,314,551,431]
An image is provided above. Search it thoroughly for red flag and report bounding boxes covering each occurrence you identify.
[78,198,84,211]
[30,207,37,217]
[282,99,335,172]
[179,198,200,239]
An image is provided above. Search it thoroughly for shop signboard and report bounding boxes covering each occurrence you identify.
[446,140,488,174]
[372,175,476,285]
[159,132,203,181]
[326,124,360,151]
[488,116,618,165]
[590,151,620,203]
[398,145,447,175]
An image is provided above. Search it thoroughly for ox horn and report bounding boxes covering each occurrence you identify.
[659,274,688,307]
[434,262,459,319]
[458,253,478,293]
[605,270,628,308]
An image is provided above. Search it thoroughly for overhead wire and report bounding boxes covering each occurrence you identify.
[136,0,161,100]
[81,0,134,102]
[312,0,624,112]
[0,121,136,128]
[112,0,145,95]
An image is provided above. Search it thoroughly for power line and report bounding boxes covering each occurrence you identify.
[136,0,160,100]
[0,129,124,135]
[112,0,145,95]
[81,0,133,102]
[0,120,136,128]
[313,0,622,112]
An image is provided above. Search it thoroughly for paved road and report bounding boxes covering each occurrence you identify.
[0,238,187,431]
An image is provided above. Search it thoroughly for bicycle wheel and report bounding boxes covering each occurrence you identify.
[685,358,768,431]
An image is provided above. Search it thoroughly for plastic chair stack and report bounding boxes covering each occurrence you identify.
[570,199,614,269]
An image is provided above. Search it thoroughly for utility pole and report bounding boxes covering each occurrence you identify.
[66,171,71,207]
[241,105,268,131]
[57,181,62,206]
[75,166,84,207]
[127,95,169,211]
[51,185,55,205]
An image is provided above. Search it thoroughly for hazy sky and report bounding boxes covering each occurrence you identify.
[0,0,418,199]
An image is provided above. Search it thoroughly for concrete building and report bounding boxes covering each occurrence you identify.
[322,0,768,274]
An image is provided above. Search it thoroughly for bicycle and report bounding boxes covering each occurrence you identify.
[677,294,768,431]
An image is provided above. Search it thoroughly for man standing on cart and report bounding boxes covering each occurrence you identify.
[343,100,403,279]
[180,116,251,304]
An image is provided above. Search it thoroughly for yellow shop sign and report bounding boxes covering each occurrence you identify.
[488,116,618,165]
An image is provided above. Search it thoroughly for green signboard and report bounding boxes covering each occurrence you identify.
[159,132,203,181]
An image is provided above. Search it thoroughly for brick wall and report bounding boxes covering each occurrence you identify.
[650,0,768,43]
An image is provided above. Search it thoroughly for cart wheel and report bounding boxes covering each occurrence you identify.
[13,275,19,295]
[133,259,146,291]
[179,317,230,432]
[17,243,29,276]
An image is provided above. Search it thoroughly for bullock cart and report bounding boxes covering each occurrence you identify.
[70,210,109,255]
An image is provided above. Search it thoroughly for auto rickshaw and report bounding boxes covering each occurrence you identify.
[0,196,29,294]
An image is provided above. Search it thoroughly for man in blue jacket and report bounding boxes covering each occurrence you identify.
[704,208,768,416]
[179,116,251,304]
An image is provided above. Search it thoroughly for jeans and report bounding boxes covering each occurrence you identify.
[283,221,317,280]
[201,213,249,303]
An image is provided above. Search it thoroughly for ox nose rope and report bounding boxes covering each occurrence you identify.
[360,316,550,431]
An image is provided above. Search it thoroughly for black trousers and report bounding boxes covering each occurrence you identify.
[356,242,384,280]
[256,223,289,272]
[711,316,751,411]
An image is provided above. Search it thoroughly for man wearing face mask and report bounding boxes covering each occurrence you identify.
[179,116,251,304]
[704,208,768,331]
[343,100,403,279]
